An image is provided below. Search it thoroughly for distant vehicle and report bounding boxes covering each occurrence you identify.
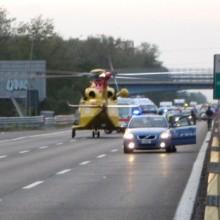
[117,97,142,130]
[158,106,181,116]
[123,114,196,153]
[40,110,54,118]
[132,97,158,114]
[174,99,185,107]
[117,97,157,130]
[159,101,173,107]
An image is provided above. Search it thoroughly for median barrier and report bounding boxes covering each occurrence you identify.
[54,115,75,125]
[0,116,44,129]
[204,118,220,220]
[0,114,75,130]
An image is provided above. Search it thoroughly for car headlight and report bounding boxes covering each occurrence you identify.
[123,131,134,140]
[160,130,171,139]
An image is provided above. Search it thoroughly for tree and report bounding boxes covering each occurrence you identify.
[0,7,15,41]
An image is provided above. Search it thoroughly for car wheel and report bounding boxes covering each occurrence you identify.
[104,129,112,134]
[171,145,177,152]
[124,145,133,154]
[166,145,172,153]
[72,129,75,138]
[166,145,176,153]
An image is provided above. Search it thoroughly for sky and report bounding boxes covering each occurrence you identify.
[1,0,219,100]
[2,0,220,69]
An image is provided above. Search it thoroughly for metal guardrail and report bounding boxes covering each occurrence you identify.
[0,116,44,129]
[0,114,75,129]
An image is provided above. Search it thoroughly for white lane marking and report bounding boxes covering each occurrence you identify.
[23,181,44,189]
[56,169,72,175]
[19,150,30,154]
[28,130,68,138]
[111,149,118,152]
[70,140,76,143]
[79,161,91,166]
[56,142,63,146]
[39,146,48,150]
[0,155,7,159]
[173,132,211,220]
[0,131,68,144]
[12,137,25,141]
[97,154,106,159]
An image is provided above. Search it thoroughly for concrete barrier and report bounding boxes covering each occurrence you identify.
[204,119,220,220]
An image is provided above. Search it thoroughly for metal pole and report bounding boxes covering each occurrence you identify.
[26,36,34,116]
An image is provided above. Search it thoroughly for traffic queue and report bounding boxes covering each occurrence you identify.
[118,97,217,154]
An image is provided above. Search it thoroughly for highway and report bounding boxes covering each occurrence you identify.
[0,122,207,220]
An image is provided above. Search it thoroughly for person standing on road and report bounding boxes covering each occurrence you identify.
[206,106,214,131]
[190,109,197,125]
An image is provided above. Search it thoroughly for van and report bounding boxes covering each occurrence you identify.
[117,97,157,129]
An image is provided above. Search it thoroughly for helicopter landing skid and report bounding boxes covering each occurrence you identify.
[92,130,100,138]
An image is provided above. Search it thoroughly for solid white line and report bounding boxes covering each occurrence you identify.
[39,146,49,150]
[23,181,44,189]
[56,169,72,175]
[19,150,30,154]
[111,149,118,152]
[173,132,211,220]
[79,161,91,166]
[56,142,63,146]
[0,155,7,159]
[97,154,106,159]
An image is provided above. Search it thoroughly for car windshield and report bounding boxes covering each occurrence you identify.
[128,116,168,128]
[141,105,156,112]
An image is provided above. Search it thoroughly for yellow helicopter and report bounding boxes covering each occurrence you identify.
[68,68,133,138]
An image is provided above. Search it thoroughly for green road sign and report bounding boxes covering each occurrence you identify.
[214,55,220,99]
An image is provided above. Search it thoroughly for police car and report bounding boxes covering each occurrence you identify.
[123,114,196,153]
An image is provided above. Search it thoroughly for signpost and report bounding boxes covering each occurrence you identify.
[214,55,220,99]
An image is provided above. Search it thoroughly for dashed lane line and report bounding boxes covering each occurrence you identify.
[0,155,7,159]
[79,161,91,166]
[39,146,49,150]
[97,154,107,159]
[12,137,25,141]
[111,149,118,152]
[19,150,30,154]
[22,181,44,189]
[56,142,63,146]
[56,169,72,175]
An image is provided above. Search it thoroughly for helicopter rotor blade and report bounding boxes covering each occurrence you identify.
[108,56,119,92]
[115,76,155,80]
[106,104,139,108]
[67,103,102,108]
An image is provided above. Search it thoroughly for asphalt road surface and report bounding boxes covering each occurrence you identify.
[0,122,207,220]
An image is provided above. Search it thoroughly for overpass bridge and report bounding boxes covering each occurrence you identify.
[109,69,213,94]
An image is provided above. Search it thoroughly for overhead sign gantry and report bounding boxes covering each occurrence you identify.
[214,55,220,99]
